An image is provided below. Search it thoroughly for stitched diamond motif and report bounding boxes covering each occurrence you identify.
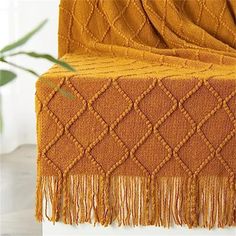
[139,85,173,123]
[199,158,227,176]
[159,109,192,148]
[183,85,218,123]
[201,108,234,148]
[91,134,126,172]
[162,78,199,100]
[135,134,168,173]
[208,79,236,99]
[70,77,111,101]
[87,5,109,41]
[93,84,129,124]
[228,96,236,117]
[178,133,211,172]
[73,0,92,24]
[47,134,82,171]
[115,109,148,149]
[70,110,104,147]
[48,84,84,125]
[118,78,154,101]
[115,0,145,40]
[220,135,236,173]
[38,109,58,150]
[198,0,222,35]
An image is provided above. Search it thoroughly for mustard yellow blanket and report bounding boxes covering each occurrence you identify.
[35,0,236,228]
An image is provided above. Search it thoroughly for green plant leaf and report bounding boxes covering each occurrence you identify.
[16,52,76,72]
[43,80,75,99]
[0,70,17,86]
[1,59,39,77]
[0,19,48,54]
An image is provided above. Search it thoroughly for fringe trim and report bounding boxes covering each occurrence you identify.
[35,175,236,228]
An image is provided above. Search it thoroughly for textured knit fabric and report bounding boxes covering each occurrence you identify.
[35,0,236,228]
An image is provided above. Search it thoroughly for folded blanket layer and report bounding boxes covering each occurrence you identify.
[35,0,236,228]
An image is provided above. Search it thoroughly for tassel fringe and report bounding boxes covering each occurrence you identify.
[35,175,236,228]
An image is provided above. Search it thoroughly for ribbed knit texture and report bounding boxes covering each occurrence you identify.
[35,0,236,228]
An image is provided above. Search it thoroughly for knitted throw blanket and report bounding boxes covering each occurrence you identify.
[35,0,236,228]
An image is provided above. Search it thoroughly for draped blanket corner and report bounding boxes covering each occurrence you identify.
[35,0,236,228]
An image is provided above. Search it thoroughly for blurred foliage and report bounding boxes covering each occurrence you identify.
[0,19,75,86]
[0,19,76,132]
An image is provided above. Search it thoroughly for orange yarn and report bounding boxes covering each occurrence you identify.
[35,0,236,228]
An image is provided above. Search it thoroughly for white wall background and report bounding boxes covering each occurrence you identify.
[0,0,58,153]
[0,0,236,235]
